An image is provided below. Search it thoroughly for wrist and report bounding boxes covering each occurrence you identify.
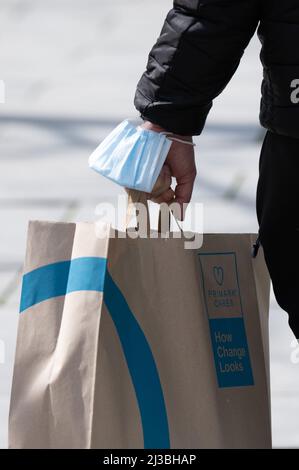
[140,120,166,133]
[140,120,192,141]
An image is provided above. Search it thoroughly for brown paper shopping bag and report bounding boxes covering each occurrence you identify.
[9,210,271,448]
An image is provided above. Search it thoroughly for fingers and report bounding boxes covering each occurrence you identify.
[174,171,196,220]
[151,187,175,204]
[150,145,197,220]
[150,170,196,218]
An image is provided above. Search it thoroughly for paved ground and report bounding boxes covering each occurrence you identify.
[1,0,299,448]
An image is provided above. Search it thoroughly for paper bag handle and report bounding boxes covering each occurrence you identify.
[126,189,183,235]
[126,189,150,234]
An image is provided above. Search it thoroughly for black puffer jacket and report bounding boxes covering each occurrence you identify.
[134,0,299,137]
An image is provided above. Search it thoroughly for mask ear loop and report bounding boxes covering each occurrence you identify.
[136,125,196,146]
[160,132,196,147]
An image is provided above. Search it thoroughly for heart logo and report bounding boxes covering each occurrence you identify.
[213,266,224,286]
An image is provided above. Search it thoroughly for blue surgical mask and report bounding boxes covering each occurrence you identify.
[88,120,172,193]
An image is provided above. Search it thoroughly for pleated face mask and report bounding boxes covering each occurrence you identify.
[88,120,173,193]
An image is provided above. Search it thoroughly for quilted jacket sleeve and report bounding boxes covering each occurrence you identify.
[134,0,260,135]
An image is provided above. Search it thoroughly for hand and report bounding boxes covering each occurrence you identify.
[141,121,197,220]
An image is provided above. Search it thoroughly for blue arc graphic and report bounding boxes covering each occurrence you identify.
[19,257,170,449]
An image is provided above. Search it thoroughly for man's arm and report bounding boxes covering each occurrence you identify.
[135,0,260,136]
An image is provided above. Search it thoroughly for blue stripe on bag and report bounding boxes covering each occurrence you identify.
[104,271,170,449]
[19,257,170,449]
[20,257,107,312]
